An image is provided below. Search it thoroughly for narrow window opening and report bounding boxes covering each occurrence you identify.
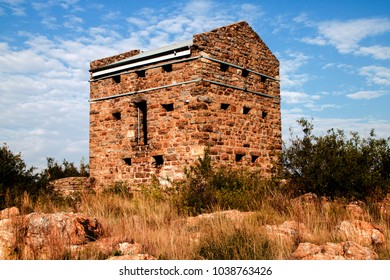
[251,155,259,163]
[113,75,121,83]
[242,69,249,77]
[123,158,132,165]
[235,154,245,162]
[135,101,147,145]
[261,75,267,83]
[220,63,229,72]
[243,106,251,115]
[162,103,174,112]
[262,110,268,119]
[112,112,121,120]
[162,64,172,72]
[220,103,230,110]
[153,155,164,167]
[136,69,146,78]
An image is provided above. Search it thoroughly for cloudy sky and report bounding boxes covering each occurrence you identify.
[1,0,389,169]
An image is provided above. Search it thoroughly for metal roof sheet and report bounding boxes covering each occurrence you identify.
[108,39,193,67]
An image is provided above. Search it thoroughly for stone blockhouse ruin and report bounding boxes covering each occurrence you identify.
[89,21,281,188]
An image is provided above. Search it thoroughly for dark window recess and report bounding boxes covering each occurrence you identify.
[235,154,245,162]
[135,101,147,145]
[220,63,229,72]
[251,155,259,163]
[123,158,132,165]
[242,69,249,77]
[153,155,164,167]
[262,110,268,119]
[261,75,267,83]
[220,103,230,110]
[112,112,121,120]
[162,103,174,111]
[136,69,146,78]
[113,75,121,83]
[243,106,251,115]
[162,64,173,72]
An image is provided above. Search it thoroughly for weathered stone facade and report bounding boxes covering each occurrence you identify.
[89,21,281,188]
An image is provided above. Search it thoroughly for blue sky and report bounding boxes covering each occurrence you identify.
[1,0,389,169]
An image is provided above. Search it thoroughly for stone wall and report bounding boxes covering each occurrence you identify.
[49,177,93,196]
[89,21,281,188]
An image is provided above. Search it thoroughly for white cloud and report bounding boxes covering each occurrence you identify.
[360,66,390,86]
[358,45,390,60]
[347,90,387,100]
[302,17,390,60]
[301,36,327,46]
[279,51,311,90]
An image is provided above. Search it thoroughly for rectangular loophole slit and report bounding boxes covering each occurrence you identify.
[136,70,146,78]
[153,155,164,167]
[241,69,249,77]
[112,112,121,120]
[220,103,230,110]
[220,63,229,72]
[235,154,245,162]
[262,110,268,119]
[135,101,147,145]
[123,158,131,165]
[113,75,121,83]
[251,155,259,163]
[261,76,267,83]
[162,64,172,72]
[243,106,251,115]
[162,103,174,111]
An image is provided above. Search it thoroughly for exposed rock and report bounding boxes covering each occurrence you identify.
[0,207,20,220]
[107,254,157,260]
[0,219,17,259]
[262,220,314,242]
[291,241,378,260]
[0,212,104,259]
[346,204,366,220]
[70,237,143,259]
[335,220,385,246]
[379,193,390,218]
[186,210,255,227]
[291,193,319,205]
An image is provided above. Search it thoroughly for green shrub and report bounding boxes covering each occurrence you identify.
[282,119,390,200]
[175,149,281,215]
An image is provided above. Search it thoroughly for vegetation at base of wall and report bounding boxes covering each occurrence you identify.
[282,118,390,201]
[174,148,284,216]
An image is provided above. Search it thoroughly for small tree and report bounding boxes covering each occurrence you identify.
[282,119,390,200]
[0,144,43,208]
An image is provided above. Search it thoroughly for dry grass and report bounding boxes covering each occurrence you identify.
[8,186,390,260]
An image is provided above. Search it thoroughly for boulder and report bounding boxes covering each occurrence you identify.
[262,220,313,242]
[379,193,390,218]
[291,241,378,260]
[335,220,385,247]
[0,207,20,220]
[0,212,104,259]
[0,219,17,259]
[186,210,255,228]
[346,203,366,220]
[107,254,157,260]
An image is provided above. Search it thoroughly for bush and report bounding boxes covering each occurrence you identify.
[175,149,280,215]
[0,144,89,210]
[0,144,44,209]
[282,119,390,200]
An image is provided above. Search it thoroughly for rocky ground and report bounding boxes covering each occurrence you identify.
[0,193,389,260]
